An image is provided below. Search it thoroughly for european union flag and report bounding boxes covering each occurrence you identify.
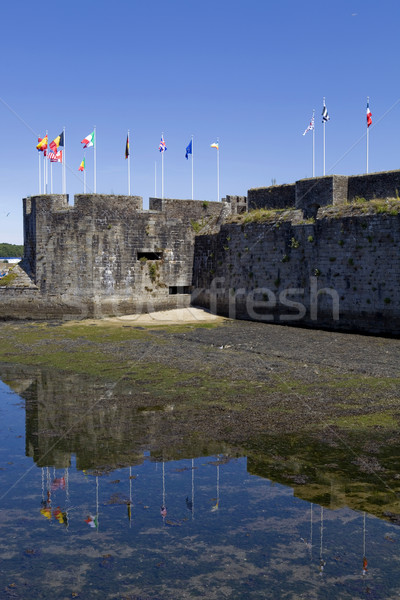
[185,139,192,159]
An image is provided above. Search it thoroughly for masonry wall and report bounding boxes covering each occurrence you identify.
[295,175,348,217]
[248,170,400,214]
[347,170,400,201]
[1,194,227,319]
[248,184,296,211]
[192,213,400,335]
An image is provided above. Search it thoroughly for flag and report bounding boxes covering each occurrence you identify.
[81,131,95,148]
[322,103,330,122]
[211,141,219,150]
[125,133,129,159]
[366,101,372,128]
[78,157,85,171]
[185,139,192,159]
[159,135,167,153]
[303,115,315,136]
[84,514,98,528]
[48,150,63,163]
[49,131,64,153]
[36,135,48,151]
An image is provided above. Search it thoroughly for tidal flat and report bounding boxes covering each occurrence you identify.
[0,316,399,435]
[1,317,400,598]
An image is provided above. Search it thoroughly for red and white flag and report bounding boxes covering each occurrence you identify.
[366,101,372,128]
[48,150,63,163]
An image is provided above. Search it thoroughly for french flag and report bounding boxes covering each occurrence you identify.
[367,101,372,128]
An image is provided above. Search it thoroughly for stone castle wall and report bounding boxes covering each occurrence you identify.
[1,170,400,333]
[192,211,400,335]
[249,170,400,213]
[1,194,228,319]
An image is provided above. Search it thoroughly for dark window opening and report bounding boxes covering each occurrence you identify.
[137,251,163,260]
[169,286,192,295]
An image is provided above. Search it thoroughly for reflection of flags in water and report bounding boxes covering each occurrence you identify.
[40,506,51,519]
[51,476,66,490]
[53,507,68,525]
[363,556,368,574]
[85,514,98,528]
[303,114,315,136]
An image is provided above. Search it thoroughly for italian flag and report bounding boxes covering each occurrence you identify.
[84,514,98,528]
[78,157,85,171]
[81,130,95,148]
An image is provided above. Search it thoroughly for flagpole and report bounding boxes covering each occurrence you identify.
[45,129,48,194]
[84,154,86,193]
[191,135,194,200]
[127,130,131,195]
[217,138,220,201]
[312,109,315,177]
[322,100,326,176]
[94,125,97,193]
[155,161,157,197]
[366,97,369,174]
[50,159,53,194]
[62,126,66,194]
[38,151,41,195]
[161,131,164,199]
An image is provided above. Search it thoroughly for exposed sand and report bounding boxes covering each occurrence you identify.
[89,307,226,326]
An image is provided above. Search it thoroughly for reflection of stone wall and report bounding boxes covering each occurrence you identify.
[0,364,230,470]
[2,363,400,522]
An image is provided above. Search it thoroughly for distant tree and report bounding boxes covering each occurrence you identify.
[0,243,24,257]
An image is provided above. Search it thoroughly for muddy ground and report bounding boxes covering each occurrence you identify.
[1,314,400,517]
[1,315,399,439]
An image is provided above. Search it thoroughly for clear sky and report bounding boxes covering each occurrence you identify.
[1,0,399,244]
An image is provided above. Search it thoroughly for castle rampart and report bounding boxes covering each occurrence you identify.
[2,194,229,319]
[1,170,400,334]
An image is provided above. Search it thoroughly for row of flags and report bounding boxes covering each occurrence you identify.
[303,100,373,136]
[36,130,219,172]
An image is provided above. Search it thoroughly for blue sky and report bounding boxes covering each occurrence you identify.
[1,0,399,243]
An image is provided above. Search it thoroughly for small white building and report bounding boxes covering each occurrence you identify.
[0,257,21,264]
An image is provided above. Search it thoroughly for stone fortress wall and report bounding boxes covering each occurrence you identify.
[1,169,399,334]
[194,170,400,335]
[1,194,232,319]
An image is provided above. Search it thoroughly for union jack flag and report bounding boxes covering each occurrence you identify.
[303,115,315,136]
[159,135,167,153]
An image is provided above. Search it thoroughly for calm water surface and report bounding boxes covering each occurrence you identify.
[0,366,399,600]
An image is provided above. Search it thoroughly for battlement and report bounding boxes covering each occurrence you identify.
[248,169,400,218]
[2,171,400,333]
